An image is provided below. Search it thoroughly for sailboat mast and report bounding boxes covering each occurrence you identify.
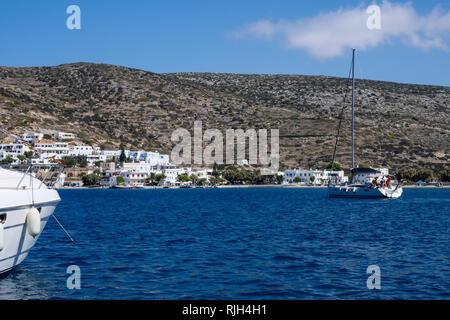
[351,48,355,169]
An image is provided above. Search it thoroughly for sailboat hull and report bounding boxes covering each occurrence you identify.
[328,185,403,199]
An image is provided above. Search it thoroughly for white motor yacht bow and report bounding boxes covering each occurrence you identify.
[0,165,61,274]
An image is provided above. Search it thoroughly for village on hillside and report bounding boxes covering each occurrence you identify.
[0,131,356,188]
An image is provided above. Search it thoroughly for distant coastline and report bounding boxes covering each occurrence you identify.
[59,184,450,190]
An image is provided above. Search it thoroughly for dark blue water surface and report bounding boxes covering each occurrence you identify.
[1,188,448,299]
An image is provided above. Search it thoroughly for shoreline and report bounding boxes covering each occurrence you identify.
[59,184,450,190]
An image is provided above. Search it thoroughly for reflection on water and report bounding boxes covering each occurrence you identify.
[0,268,52,299]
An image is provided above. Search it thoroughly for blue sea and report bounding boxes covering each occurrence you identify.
[0,188,448,299]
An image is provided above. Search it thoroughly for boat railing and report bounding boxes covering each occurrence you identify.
[0,162,65,190]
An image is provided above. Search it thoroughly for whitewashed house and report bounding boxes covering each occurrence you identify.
[22,132,43,143]
[143,152,169,165]
[237,159,249,166]
[33,140,69,160]
[284,169,348,185]
[53,132,76,140]
[101,175,118,188]
[127,151,143,163]
[162,167,182,186]
[120,171,149,187]
[100,162,116,172]
[161,167,193,186]
[101,149,130,161]
[0,143,30,160]
[190,168,211,181]
[86,154,107,166]
[122,162,161,174]
[126,151,170,165]
[70,146,95,156]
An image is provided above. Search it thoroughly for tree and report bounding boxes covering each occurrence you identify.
[82,174,101,186]
[396,167,437,183]
[79,157,88,168]
[62,156,76,167]
[154,174,166,185]
[275,174,284,184]
[324,162,343,171]
[190,174,199,185]
[209,177,221,186]
[0,157,14,165]
[116,176,124,184]
[212,162,219,178]
[24,151,34,159]
[119,143,126,163]
[310,176,316,184]
[438,169,450,182]
[293,176,301,184]
[415,169,435,183]
[145,173,166,186]
[177,174,191,183]
[396,167,416,182]
[222,166,243,184]
[62,155,88,168]
[145,172,156,185]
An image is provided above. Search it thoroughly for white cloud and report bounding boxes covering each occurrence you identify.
[228,1,450,59]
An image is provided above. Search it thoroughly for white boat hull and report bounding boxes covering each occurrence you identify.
[328,184,403,199]
[0,168,61,274]
[0,202,58,274]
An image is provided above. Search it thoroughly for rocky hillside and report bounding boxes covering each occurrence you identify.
[0,63,448,171]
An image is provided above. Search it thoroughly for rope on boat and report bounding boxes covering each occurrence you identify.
[52,214,76,244]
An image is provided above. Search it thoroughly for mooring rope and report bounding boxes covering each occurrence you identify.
[52,214,76,244]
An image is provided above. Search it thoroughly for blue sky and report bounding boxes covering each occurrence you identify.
[0,0,449,86]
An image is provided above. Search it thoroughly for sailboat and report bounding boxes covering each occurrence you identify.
[327,49,403,199]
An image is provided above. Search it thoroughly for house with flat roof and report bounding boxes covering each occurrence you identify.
[33,140,69,159]
[23,132,44,142]
[53,132,76,140]
[284,169,348,185]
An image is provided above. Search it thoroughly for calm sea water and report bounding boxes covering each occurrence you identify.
[0,188,448,299]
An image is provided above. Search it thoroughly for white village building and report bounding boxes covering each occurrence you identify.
[120,171,150,187]
[0,143,31,161]
[85,154,107,166]
[33,140,69,160]
[284,169,348,185]
[122,162,162,174]
[53,132,76,140]
[69,145,100,156]
[22,132,44,143]
[126,150,170,165]
[100,149,131,161]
